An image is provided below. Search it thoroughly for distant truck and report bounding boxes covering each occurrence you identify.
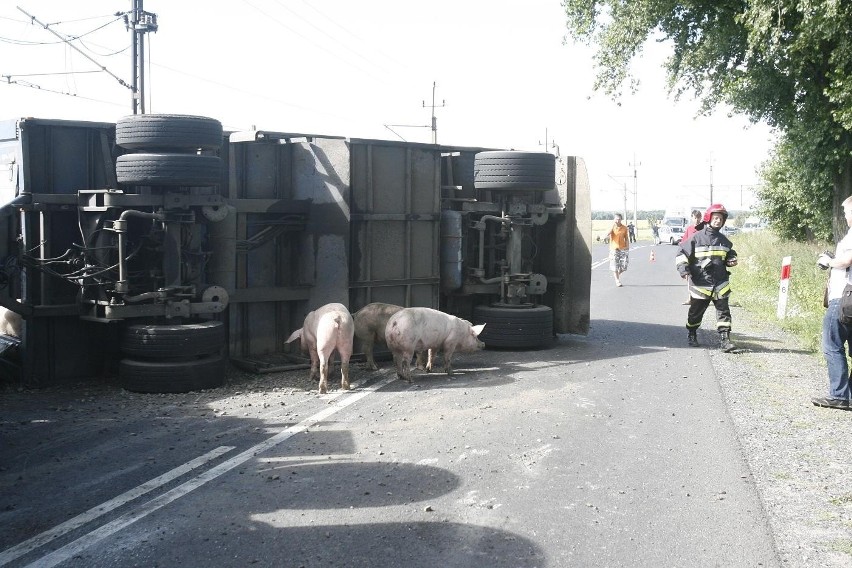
[664,205,705,222]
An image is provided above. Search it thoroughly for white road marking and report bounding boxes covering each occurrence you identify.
[10,375,397,568]
[0,446,234,566]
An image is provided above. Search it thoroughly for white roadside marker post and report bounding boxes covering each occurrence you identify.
[777,256,792,319]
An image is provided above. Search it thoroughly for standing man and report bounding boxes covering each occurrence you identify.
[675,204,738,351]
[627,222,636,243]
[680,209,705,305]
[682,209,704,242]
[812,195,852,410]
[608,213,630,287]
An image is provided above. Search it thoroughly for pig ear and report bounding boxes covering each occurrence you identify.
[285,328,302,344]
[471,324,485,336]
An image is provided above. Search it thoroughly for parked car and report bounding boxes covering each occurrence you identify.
[658,224,685,245]
[722,226,741,237]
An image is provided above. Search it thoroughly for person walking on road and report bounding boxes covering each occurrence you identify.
[680,209,705,305]
[608,213,630,287]
[676,204,738,351]
[812,195,852,410]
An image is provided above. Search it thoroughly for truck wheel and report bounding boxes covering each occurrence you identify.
[472,305,554,348]
[474,151,556,191]
[121,320,225,360]
[116,153,222,186]
[116,114,223,151]
[119,355,226,393]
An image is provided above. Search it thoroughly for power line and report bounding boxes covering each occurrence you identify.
[1,77,126,108]
[3,70,101,78]
[15,7,132,92]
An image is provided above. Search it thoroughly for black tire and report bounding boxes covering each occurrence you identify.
[474,151,556,191]
[472,305,554,348]
[116,114,223,151]
[119,355,226,393]
[121,320,225,359]
[116,153,222,186]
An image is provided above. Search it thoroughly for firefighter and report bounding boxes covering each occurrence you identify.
[676,203,738,351]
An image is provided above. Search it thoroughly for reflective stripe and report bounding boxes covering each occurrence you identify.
[694,250,728,259]
[694,245,731,254]
[689,284,713,297]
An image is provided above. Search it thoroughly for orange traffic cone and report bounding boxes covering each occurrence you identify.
[649,250,656,263]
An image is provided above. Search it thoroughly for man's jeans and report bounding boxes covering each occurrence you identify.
[822,299,852,400]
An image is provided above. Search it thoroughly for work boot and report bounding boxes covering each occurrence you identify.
[688,331,699,347]
[719,331,735,352]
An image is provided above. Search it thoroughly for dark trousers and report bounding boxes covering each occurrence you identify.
[686,296,732,332]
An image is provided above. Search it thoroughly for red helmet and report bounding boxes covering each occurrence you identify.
[702,203,728,224]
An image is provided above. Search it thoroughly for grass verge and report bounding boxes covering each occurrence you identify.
[732,230,830,353]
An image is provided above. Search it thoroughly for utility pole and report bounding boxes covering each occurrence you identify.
[629,154,640,228]
[709,152,715,204]
[607,174,629,220]
[127,0,158,114]
[539,128,560,157]
[422,81,445,144]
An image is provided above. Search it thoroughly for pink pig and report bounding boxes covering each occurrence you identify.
[385,307,485,383]
[285,302,354,394]
[353,302,431,371]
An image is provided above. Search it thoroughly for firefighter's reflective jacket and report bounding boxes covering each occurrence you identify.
[676,226,737,299]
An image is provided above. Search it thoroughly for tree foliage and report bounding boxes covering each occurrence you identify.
[562,0,852,240]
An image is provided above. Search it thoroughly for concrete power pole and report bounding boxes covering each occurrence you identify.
[422,81,445,144]
[629,154,640,228]
[129,0,158,114]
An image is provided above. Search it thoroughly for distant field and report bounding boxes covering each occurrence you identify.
[592,219,653,241]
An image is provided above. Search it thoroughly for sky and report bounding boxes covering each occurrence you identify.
[0,0,776,213]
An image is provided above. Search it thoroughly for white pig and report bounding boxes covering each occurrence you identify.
[285,302,354,394]
[0,307,22,338]
[385,307,485,383]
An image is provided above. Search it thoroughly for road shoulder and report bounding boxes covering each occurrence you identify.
[711,305,852,567]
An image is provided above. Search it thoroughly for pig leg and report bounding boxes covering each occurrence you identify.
[414,349,435,372]
[415,351,427,371]
[402,350,413,382]
[443,348,455,376]
[364,336,378,371]
[393,350,413,382]
[391,352,405,381]
[338,344,353,391]
[308,347,320,382]
[318,353,330,394]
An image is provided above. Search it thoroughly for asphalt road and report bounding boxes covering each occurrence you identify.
[0,241,781,567]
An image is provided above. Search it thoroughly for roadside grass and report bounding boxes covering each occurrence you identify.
[829,539,852,556]
[732,230,829,354]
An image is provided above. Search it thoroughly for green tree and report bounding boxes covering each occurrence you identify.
[561,0,852,240]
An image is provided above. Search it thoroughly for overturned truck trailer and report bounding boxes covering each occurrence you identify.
[0,115,591,389]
